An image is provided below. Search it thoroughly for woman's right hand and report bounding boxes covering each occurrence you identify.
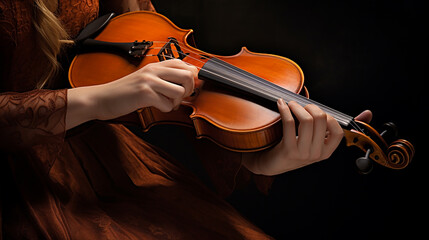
[66,59,197,130]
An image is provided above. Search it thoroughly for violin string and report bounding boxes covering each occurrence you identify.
[149,42,314,109]
[151,43,353,125]
[150,41,299,104]
[148,41,297,97]
[190,50,352,125]
[148,46,291,102]
[198,57,353,124]
[147,44,296,103]
[199,63,352,126]
[147,43,353,125]
[162,52,352,126]
[145,42,353,126]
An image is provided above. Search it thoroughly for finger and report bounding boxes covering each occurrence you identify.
[321,114,344,159]
[156,67,195,97]
[288,101,313,152]
[149,89,175,112]
[158,59,191,69]
[150,77,186,107]
[304,104,327,158]
[158,59,199,80]
[183,62,199,79]
[277,99,297,148]
[355,110,373,123]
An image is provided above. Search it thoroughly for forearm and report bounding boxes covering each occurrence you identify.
[65,59,197,130]
[65,87,98,130]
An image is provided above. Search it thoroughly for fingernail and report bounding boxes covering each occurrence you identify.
[278,98,286,105]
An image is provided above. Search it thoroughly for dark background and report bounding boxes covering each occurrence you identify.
[142,0,426,239]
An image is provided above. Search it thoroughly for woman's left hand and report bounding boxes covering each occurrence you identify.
[242,99,345,176]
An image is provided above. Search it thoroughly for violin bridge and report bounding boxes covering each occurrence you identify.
[157,37,188,61]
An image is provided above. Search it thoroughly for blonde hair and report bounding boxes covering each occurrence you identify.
[33,0,73,89]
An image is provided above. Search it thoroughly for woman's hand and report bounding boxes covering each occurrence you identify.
[243,99,347,176]
[66,59,197,130]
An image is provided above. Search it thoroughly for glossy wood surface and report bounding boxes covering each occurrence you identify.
[69,11,304,152]
[69,11,414,168]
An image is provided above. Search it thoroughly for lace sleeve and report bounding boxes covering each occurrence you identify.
[0,89,67,152]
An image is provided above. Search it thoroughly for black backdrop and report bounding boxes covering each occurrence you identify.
[140,0,426,239]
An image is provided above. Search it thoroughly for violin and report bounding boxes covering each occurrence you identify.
[69,11,414,172]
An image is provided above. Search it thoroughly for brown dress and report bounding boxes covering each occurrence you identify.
[0,0,273,239]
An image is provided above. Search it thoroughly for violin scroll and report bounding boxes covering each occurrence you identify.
[387,139,415,169]
[344,120,414,170]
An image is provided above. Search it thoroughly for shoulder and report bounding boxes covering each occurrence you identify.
[58,0,100,38]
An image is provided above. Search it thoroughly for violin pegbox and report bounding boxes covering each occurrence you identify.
[343,120,415,172]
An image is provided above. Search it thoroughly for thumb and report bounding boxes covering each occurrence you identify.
[355,110,373,123]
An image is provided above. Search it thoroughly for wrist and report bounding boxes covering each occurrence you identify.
[66,86,99,130]
[242,151,265,175]
[242,143,286,176]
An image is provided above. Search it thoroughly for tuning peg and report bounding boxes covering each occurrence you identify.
[380,122,399,141]
[356,148,373,174]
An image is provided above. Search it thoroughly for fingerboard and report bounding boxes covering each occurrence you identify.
[199,57,354,128]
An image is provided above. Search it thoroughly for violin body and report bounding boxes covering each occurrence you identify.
[70,11,304,152]
[69,11,414,169]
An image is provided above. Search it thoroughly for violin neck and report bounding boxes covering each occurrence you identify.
[198,57,355,129]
